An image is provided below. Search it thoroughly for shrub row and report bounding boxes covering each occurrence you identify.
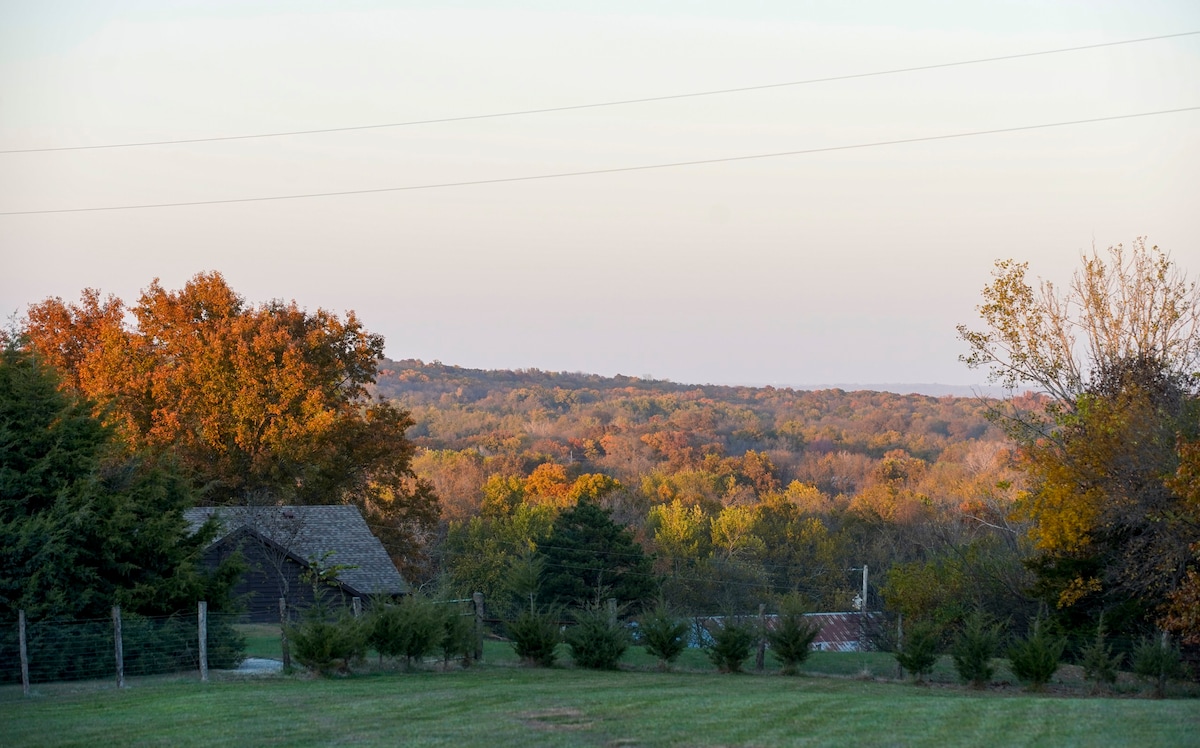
[286,594,474,674]
[895,611,1186,694]
[508,598,821,675]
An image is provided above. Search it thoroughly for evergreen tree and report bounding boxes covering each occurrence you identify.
[951,611,1003,688]
[767,595,821,675]
[0,343,237,621]
[894,620,941,683]
[538,498,657,610]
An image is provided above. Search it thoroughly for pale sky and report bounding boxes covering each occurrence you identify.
[2,1,1198,387]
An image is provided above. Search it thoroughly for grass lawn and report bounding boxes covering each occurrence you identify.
[2,649,1196,747]
[236,624,286,659]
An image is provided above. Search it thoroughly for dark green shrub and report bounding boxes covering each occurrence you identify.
[1079,616,1123,690]
[366,603,406,664]
[767,600,821,675]
[507,609,560,667]
[564,607,629,670]
[438,604,475,667]
[1008,619,1065,691]
[637,606,689,669]
[1132,635,1184,698]
[951,611,1003,688]
[287,604,366,675]
[705,620,755,674]
[895,620,941,683]
[366,595,442,668]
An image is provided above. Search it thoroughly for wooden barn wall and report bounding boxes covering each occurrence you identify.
[201,531,358,623]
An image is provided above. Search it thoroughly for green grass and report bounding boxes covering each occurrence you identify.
[235,624,285,659]
[2,652,1196,748]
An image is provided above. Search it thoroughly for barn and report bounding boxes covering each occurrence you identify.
[184,505,409,623]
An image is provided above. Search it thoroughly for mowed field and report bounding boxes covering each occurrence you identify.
[2,644,1197,748]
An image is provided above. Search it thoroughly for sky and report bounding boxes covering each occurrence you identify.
[1,1,1198,389]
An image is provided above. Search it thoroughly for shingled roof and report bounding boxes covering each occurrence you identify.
[183,505,408,597]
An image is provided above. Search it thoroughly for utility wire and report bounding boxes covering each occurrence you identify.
[1,30,1196,155]
[2,106,1196,217]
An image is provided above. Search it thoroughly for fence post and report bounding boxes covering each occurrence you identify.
[472,592,484,662]
[18,609,30,697]
[606,598,617,626]
[756,603,767,672]
[352,597,362,618]
[198,601,209,682]
[279,597,292,671]
[112,605,125,689]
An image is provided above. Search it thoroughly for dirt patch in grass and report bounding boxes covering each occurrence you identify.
[520,707,594,731]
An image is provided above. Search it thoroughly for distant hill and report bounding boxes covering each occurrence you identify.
[785,383,1010,398]
[370,359,1015,475]
[373,359,1009,402]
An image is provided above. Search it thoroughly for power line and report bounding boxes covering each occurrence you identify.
[2,30,1196,155]
[2,106,1196,217]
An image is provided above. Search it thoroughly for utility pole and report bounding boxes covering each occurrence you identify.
[861,564,868,615]
[850,565,869,651]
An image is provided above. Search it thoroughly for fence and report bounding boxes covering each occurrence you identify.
[1,603,244,696]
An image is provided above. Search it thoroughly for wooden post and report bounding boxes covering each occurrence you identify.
[198,601,209,682]
[606,598,617,626]
[756,603,767,672]
[279,597,291,671]
[1160,630,1171,696]
[860,565,869,651]
[472,592,485,662]
[18,609,30,697]
[896,612,904,680]
[112,605,125,689]
[352,597,362,618]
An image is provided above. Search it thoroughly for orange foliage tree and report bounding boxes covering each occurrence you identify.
[23,272,438,574]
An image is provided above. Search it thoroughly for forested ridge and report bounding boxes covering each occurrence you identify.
[377,358,1004,466]
[377,358,1037,621]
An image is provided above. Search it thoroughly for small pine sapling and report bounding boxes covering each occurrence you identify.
[767,597,821,675]
[951,610,1003,689]
[638,605,689,669]
[1079,615,1123,692]
[1132,634,1184,698]
[287,589,367,675]
[366,602,406,665]
[1007,618,1065,691]
[564,605,629,670]
[706,620,756,674]
[366,594,443,669]
[287,552,368,674]
[894,620,941,683]
[438,604,475,668]
[507,608,561,667]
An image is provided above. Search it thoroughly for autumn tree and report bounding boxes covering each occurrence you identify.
[442,503,555,616]
[23,273,438,574]
[959,239,1200,640]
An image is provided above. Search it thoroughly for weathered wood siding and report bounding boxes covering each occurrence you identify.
[202,529,356,623]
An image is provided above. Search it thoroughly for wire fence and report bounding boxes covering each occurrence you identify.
[1,605,245,692]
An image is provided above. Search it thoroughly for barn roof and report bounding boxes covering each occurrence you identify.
[695,612,881,652]
[803,612,876,652]
[183,505,409,597]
